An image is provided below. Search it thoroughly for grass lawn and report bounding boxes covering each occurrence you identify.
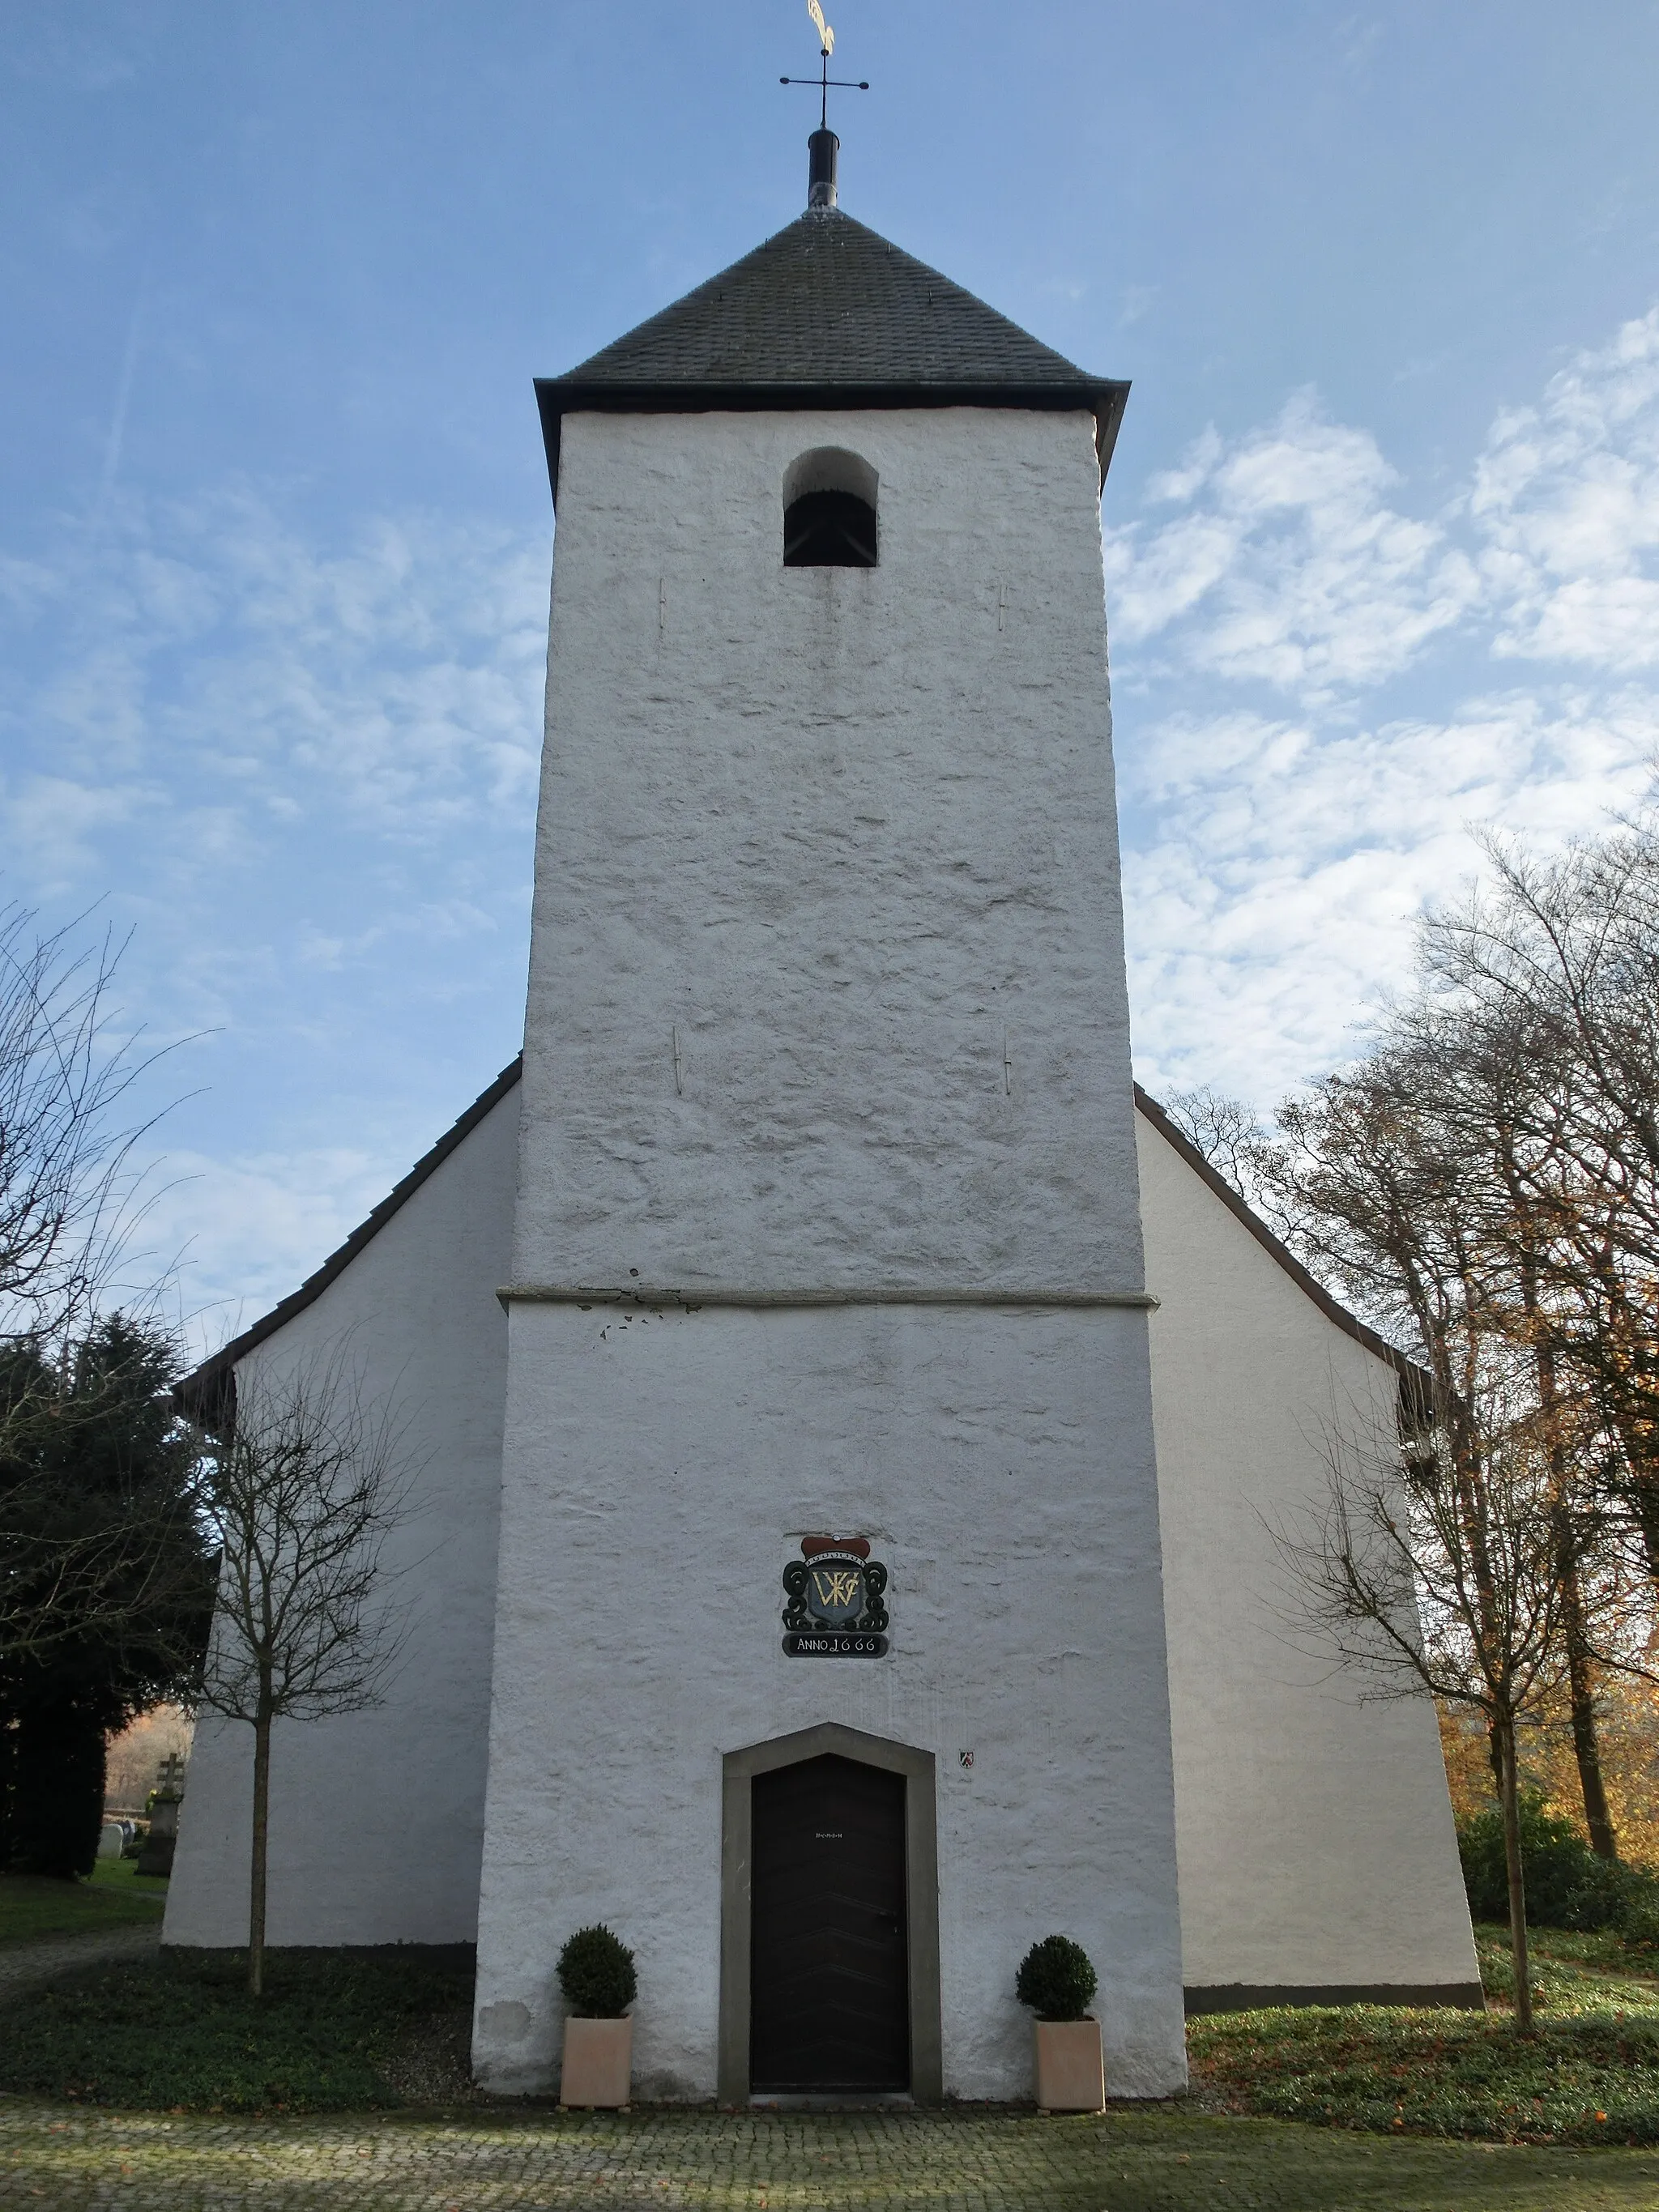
[1188,1922,1659,2146]
[0,1860,168,1946]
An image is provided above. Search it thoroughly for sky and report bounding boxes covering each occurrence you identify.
[2,2,1658,1350]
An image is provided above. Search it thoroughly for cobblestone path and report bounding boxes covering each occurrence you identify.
[0,1924,161,2007]
[6,2099,1659,2212]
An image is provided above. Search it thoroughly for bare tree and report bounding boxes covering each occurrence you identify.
[1260,984,1638,1860]
[1375,991,1624,1857]
[1212,809,1659,1971]
[1421,820,1659,1583]
[1162,1085,1301,1241]
[1265,1046,1508,1443]
[1256,1036,1618,2027]
[0,903,184,1662]
[190,1351,412,1995]
[1384,814,1659,1846]
[0,902,161,1350]
[1273,1385,1567,2032]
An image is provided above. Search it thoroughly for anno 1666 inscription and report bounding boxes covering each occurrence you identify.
[782,1536,889,1657]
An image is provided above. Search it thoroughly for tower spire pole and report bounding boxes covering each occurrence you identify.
[778,2,868,207]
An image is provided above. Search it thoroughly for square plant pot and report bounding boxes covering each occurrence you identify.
[1032,2018,1104,2112]
[560,2015,633,2108]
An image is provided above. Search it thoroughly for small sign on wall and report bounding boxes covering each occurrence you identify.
[783,1536,889,1656]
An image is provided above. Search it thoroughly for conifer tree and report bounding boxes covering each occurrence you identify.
[0,1318,214,1877]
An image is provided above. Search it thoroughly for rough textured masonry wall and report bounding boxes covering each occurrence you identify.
[512,406,1145,1292]
[164,1089,518,1949]
[475,1299,1183,2101]
[1137,1109,1479,1997]
[476,403,1184,2100]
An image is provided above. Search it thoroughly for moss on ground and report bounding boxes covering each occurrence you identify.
[0,1947,471,2112]
[1188,1924,1659,2146]
[11,1916,1659,2188]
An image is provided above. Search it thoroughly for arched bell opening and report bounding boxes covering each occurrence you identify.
[783,447,880,569]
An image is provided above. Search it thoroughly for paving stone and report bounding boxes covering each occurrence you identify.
[6,2099,1659,2212]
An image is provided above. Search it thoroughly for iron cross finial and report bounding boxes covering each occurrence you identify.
[779,0,869,132]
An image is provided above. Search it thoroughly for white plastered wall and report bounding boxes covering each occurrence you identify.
[475,402,1187,2099]
[164,1085,518,1949]
[1137,1105,1479,1999]
[511,405,1147,1294]
[475,1298,1184,2102]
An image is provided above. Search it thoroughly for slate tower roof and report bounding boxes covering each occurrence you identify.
[535,207,1128,498]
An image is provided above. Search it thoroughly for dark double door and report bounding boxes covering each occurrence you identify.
[749,1754,910,2093]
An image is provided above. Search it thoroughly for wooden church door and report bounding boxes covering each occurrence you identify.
[748,1754,911,2093]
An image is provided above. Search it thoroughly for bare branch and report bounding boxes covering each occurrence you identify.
[0,902,177,1351]
[193,1349,413,1728]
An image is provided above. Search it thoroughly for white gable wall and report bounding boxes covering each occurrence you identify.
[1136,1106,1479,2000]
[161,1065,1480,2005]
[164,1084,519,1949]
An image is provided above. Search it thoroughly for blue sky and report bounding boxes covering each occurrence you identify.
[3,2,1658,1347]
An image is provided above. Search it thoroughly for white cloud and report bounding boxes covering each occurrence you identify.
[0,772,149,889]
[1472,307,1659,670]
[0,492,548,889]
[1124,688,1659,1106]
[1113,310,1659,1109]
[1106,394,1481,702]
[0,492,545,1351]
[1107,319,1659,715]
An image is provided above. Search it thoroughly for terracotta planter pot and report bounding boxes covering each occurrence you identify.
[559,2015,633,2108]
[1032,2017,1104,2112]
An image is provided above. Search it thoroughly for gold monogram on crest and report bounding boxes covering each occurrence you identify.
[782,1537,889,1655]
[812,1565,862,1612]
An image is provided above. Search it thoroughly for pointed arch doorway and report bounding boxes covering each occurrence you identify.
[719,1723,943,2103]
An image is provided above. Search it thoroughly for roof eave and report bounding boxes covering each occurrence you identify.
[177,1060,1423,1440]
[535,377,1132,506]
[175,1056,526,1434]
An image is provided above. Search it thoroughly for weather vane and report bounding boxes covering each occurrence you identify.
[780,0,869,131]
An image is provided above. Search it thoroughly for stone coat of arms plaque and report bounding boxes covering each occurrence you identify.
[781,1536,889,1656]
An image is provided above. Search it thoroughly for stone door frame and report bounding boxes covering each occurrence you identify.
[719,1721,943,2104]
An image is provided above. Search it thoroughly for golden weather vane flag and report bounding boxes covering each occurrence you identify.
[778,3,864,145]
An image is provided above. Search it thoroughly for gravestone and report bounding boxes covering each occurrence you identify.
[135,1754,187,1877]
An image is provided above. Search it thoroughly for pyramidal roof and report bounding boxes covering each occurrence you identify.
[535,208,1128,498]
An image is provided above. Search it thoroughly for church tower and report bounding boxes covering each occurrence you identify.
[471,131,1188,2100]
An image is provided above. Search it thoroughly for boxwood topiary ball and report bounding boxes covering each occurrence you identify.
[1015,1934,1098,2022]
[557,1924,638,2018]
